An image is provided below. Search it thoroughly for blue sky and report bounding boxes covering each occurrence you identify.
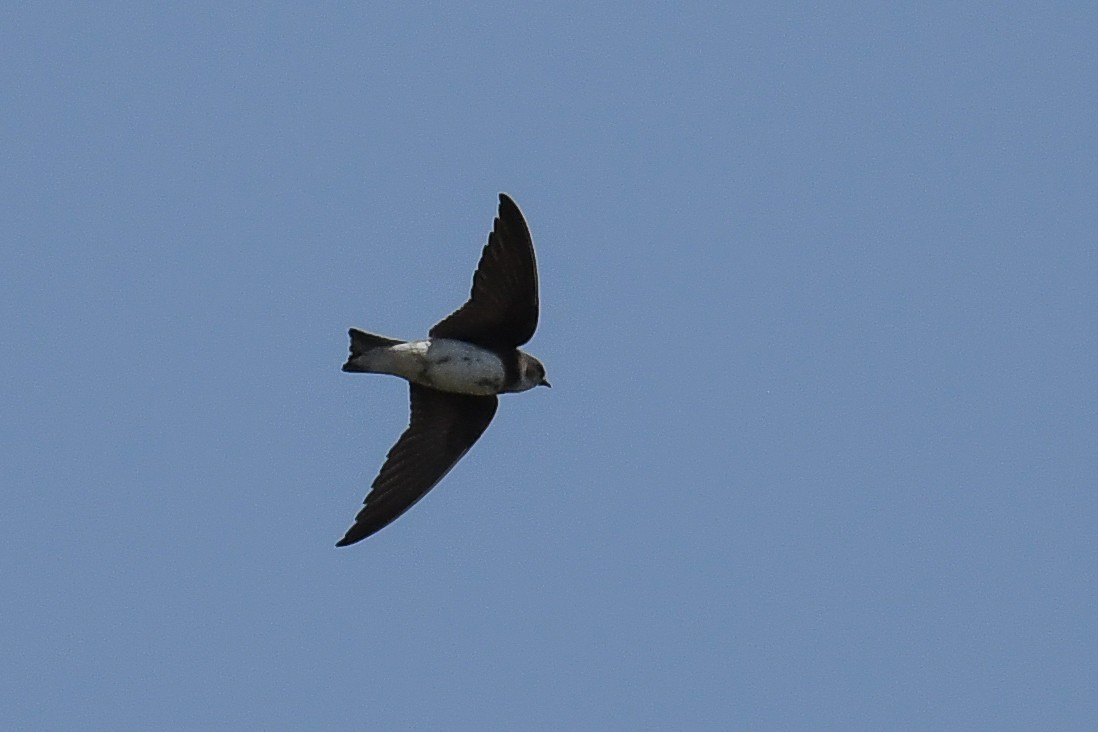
[3,3,1096,729]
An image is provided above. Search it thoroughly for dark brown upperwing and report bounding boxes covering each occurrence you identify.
[336,385,498,546]
[429,194,539,349]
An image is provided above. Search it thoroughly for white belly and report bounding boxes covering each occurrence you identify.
[387,339,505,395]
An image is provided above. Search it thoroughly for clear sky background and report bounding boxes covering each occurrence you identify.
[3,3,1096,730]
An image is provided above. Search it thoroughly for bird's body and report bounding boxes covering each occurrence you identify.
[345,336,544,396]
[336,194,548,546]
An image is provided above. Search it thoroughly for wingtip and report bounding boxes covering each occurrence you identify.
[335,521,376,547]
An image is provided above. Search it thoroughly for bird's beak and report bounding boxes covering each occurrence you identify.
[540,378,551,388]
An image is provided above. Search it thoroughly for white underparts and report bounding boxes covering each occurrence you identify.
[363,339,505,396]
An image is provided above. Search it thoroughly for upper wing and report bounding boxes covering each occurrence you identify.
[429,193,539,349]
[336,384,498,546]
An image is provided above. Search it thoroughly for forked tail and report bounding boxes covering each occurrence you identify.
[342,328,404,372]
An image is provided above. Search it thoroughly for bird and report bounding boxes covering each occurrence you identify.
[336,193,549,546]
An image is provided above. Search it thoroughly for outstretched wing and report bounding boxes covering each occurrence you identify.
[336,384,498,546]
[429,193,539,349]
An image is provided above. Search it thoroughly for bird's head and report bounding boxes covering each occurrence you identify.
[516,352,551,391]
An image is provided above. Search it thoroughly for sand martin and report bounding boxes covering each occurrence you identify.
[336,194,549,546]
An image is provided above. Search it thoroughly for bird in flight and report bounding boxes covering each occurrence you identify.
[336,194,549,546]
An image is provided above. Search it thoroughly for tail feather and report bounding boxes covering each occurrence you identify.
[342,328,403,372]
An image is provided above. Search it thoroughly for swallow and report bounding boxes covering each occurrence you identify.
[336,193,549,546]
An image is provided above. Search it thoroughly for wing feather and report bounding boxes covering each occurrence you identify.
[336,385,498,546]
[429,194,539,348]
